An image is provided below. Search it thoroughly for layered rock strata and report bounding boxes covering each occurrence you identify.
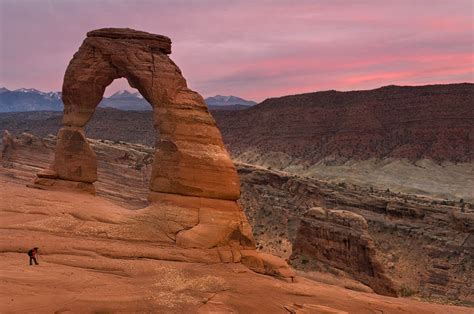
[290,208,397,296]
[42,28,239,200]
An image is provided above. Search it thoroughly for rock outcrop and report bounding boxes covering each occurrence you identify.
[1,130,15,166]
[44,28,239,200]
[29,28,293,277]
[290,207,397,296]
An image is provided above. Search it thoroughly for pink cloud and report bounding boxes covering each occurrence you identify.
[0,0,472,102]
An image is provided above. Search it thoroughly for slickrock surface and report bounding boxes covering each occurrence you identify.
[1,136,472,313]
[2,132,472,305]
[290,207,397,296]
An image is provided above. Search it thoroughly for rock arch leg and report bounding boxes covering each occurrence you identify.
[50,38,120,186]
[148,85,241,200]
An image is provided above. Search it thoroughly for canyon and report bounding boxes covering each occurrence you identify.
[2,131,472,308]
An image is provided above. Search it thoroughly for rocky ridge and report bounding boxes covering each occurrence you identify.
[214,83,474,164]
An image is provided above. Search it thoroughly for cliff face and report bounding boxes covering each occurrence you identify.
[213,83,474,163]
[290,208,397,297]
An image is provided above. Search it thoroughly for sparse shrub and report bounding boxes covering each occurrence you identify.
[400,286,416,297]
[301,259,309,265]
[338,182,347,188]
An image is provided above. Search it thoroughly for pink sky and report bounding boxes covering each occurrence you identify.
[0,0,473,101]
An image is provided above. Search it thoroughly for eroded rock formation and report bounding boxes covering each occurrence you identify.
[26,29,296,279]
[290,207,397,296]
[32,28,266,258]
[46,28,239,200]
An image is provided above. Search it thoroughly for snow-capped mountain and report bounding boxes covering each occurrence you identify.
[204,95,256,108]
[0,88,256,112]
[108,90,143,99]
[99,90,149,110]
[0,87,63,112]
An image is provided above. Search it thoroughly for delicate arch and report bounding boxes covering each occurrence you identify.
[53,28,240,200]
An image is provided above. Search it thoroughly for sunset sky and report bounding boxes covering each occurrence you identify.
[1,0,473,101]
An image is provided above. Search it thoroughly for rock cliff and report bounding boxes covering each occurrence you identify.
[214,83,474,163]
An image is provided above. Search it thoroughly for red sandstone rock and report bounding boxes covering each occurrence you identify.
[290,207,397,296]
[56,27,240,200]
[1,130,15,163]
[37,169,58,179]
[241,250,295,279]
[32,177,96,194]
[54,126,97,183]
[34,28,257,259]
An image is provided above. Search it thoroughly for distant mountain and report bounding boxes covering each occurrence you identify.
[205,95,256,108]
[0,88,62,112]
[99,90,151,111]
[0,88,255,112]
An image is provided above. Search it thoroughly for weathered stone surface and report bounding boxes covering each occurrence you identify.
[241,250,295,279]
[31,177,96,194]
[1,130,15,164]
[35,28,252,253]
[55,27,240,200]
[290,207,397,296]
[37,169,59,179]
[87,27,172,54]
[148,192,255,249]
[54,126,97,183]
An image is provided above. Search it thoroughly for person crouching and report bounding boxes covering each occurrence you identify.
[28,247,39,265]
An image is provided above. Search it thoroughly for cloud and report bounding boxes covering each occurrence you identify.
[1,0,472,101]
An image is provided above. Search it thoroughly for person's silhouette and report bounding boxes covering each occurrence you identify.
[28,247,39,265]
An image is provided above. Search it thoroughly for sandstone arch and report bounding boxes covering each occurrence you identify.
[31,28,294,278]
[54,28,239,200]
[35,28,259,251]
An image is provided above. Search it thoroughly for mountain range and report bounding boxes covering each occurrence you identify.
[0,87,256,112]
[0,88,63,112]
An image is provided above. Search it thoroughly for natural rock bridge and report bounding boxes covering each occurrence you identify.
[33,28,293,277]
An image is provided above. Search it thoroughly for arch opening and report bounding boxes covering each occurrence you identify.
[92,78,156,209]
